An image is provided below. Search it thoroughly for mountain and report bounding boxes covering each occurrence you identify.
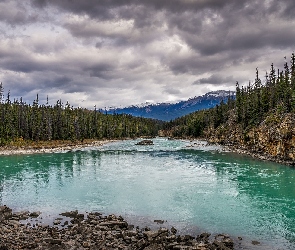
[105,90,235,121]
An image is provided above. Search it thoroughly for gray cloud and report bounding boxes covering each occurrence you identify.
[31,0,234,16]
[0,0,294,109]
[86,63,117,79]
[0,1,38,25]
[196,74,234,85]
[163,87,182,95]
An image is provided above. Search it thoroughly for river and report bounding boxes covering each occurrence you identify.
[0,138,294,249]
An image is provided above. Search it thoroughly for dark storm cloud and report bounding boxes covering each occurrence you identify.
[32,0,295,54]
[280,0,295,18]
[165,51,238,75]
[183,28,295,57]
[49,76,72,88]
[31,0,234,16]
[196,74,234,85]
[167,1,295,56]
[85,63,117,79]
[0,0,295,108]
[0,50,55,74]
[51,0,295,66]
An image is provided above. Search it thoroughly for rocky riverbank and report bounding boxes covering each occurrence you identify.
[220,143,295,166]
[161,111,295,166]
[186,138,295,166]
[201,112,295,166]
[0,205,235,250]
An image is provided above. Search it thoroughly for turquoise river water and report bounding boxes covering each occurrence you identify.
[0,138,295,249]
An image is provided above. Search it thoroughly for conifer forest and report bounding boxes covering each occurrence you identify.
[0,84,160,146]
[164,53,295,138]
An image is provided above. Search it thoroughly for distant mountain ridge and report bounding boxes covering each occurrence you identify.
[106,90,235,121]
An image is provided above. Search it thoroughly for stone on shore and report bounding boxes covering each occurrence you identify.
[0,205,235,250]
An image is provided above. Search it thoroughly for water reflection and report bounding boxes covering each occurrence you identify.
[191,150,295,246]
[0,150,104,182]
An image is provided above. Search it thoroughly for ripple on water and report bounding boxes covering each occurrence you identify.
[0,137,295,249]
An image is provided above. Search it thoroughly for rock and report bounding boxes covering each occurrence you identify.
[183,234,194,241]
[252,240,260,245]
[99,220,128,228]
[196,242,208,250]
[144,243,165,250]
[60,210,79,218]
[44,238,62,244]
[29,211,41,218]
[196,232,210,242]
[0,206,12,221]
[136,238,147,248]
[143,230,160,240]
[53,219,62,225]
[223,237,234,248]
[0,245,9,250]
[171,226,177,235]
[154,219,164,224]
[12,211,30,220]
[8,220,19,228]
[213,240,228,249]
[107,214,117,220]
[82,241,91,247]
[136,140,154,145]
[214,234,234,249]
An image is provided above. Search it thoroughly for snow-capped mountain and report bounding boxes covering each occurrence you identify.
[105,90,235,121]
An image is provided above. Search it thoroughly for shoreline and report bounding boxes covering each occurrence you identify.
[0,139,118,156]
[182,136,295,166]
[1,136,292,166]
[0,205,275,250]
[220,143,295,166]
[0,205,235,250]
[0,136,156,156]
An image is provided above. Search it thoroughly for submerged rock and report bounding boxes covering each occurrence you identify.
[154,219,165,224]
[252,240,260,245]
[136,139,154,145]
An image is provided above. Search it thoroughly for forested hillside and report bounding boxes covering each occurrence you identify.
[163,53,295,163]
[0,84,161,146]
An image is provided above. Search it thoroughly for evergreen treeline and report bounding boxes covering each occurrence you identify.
[164,53,295,138]
[0,84,161,146]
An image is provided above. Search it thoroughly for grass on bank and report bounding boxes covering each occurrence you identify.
[0,138,108,150]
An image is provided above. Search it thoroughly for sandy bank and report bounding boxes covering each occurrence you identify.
[0,139,116,156]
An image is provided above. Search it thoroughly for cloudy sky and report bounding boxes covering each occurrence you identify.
[0,0,294,109]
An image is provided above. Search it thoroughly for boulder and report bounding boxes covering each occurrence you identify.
[136,140,154,145]
[0,206,12,221]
